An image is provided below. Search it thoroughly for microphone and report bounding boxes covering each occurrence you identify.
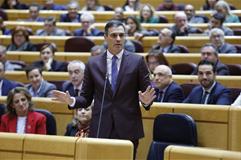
[96,72,109,138]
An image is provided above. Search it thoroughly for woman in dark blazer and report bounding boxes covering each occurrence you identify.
[32,43,68,72]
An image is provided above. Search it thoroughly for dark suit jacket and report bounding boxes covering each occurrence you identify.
[2,79,19,96]
[0,111,46,134]
[60,13,81,22]
[217,43,237,53]
[73,28,104,36]
[215,60,230,75]
[72,51,151,140]
[151,44,181,53]
[183,82,231,105]
[154,81,184,103]
[32,60,68,72]
[62,81,75,96]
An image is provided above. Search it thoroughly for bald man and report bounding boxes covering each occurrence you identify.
[170,11,201,36]
[153,65,184,102]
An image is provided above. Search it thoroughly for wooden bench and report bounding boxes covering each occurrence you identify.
[164,145,241,160]
[4,71,241,88]
[1,0,240,12]
[0,133,133,160]
[1,98,241,159]
[138,103,241,159]
[5,10,241,23]
[6,51,241,65]
[4,21,241,33]
[0,35,240,52]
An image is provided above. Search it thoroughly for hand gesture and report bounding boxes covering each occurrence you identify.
[51,90,74,105]
[138,86,156,105]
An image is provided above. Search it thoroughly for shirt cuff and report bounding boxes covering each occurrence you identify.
[69,97,76,108]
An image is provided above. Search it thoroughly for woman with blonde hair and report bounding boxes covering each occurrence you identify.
[0,87,46,134]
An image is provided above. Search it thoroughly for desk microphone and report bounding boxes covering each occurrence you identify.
[96,72,108,138]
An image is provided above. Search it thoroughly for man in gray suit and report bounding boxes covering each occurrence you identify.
[209,28,237,53]
[25,65,56,97]
[52,20,156,159]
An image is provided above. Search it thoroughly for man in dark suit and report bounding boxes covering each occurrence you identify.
[0,61,20,96]
[200,44,229,75]
[183,60,231,105]
[59,1,81,22]
[153,65,184,103]
[151,28,182,54]
[73,12,104,36]
[62,60,85,96]
[52,20,156,159]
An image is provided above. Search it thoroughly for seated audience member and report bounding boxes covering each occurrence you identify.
[201,0,218,10]
[137,4,159,23]
[81,0,105,11]
[36,17,66,36]
[184,4,207,23]
[65,102,93,137]
[151,28,182,54]
[0,17,11,35]
[112,7,126,23]
[153,65,184,103]
[0,61,21,96]
[90,45,105,56]
[1,0,28,9]
[170,12,201,36]
[183,60,231,105]
[73,12,104,36]
[25,65,56,97]
[62,60,85,96]
[204,12,234,36]
[209,28,237,53]
[214,0,240,23]
[7,26,36,51]
[122,0,142,11]
[0,87,46,134]
[0,45,23,71]
[232,93,241,106]
[125,16,159,41]
[25,4,45,22]
[145,49,170,74]
[32,43,68,72]
[200,44,229,75]
[60,1,81,23]
[156,0,182,11]
[42,0,66,10]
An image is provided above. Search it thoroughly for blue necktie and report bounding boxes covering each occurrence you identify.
[201,91,209,104]
[111,55,118,92]
[157,90,163,102]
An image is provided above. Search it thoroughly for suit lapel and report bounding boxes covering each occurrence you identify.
[98,53,113,95]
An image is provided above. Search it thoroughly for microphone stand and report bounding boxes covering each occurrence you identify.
[96,72,108,138]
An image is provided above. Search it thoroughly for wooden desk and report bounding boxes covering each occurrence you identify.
[4,21,241,33]
[2,0,240,11]
[1,35,240,52]
[5,10,241,23]
[4,71,241,88]
[6,51,241,65]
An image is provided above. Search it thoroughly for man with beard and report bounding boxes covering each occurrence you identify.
[183,60,231,105]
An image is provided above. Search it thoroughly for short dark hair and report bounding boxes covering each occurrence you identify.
[104,20,125,35]
[197,60,216,73]
[212,12,225,24]
[201,43,218,57]
[25,65,43,78]
[40,43,57,55]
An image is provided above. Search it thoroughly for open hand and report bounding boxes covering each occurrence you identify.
[138,86,156,106]
[51,90,73,105]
